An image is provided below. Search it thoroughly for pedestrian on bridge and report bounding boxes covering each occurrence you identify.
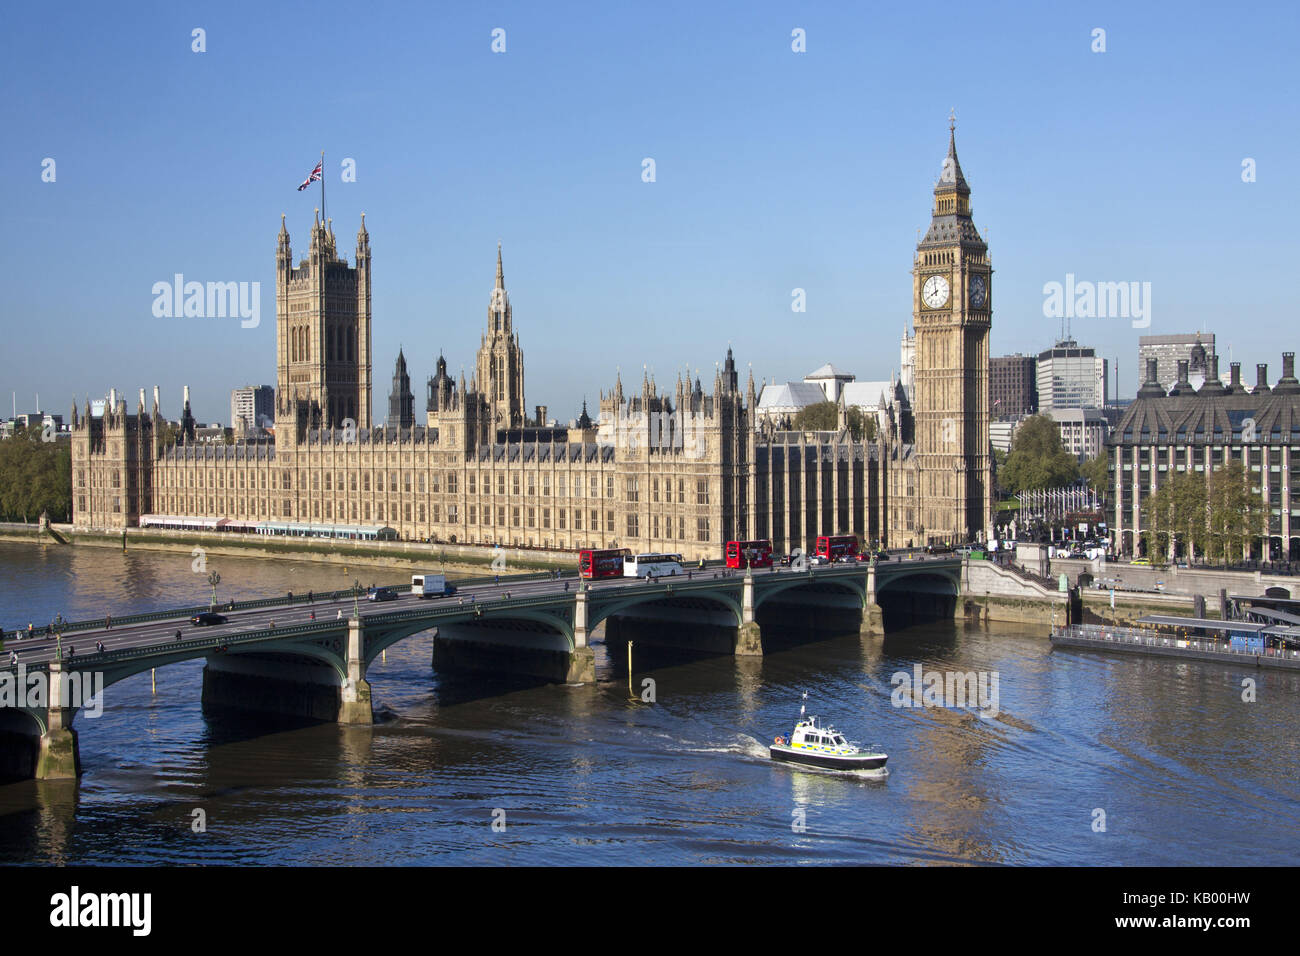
[310,612,316,621]
[308,591,314,604]
[105,613,112,629]
[96,640,104,653]
[337,610,342,619]
[8,650,16,666]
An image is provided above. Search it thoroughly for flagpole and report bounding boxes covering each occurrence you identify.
[320,150,326,229]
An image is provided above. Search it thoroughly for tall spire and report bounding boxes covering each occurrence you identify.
[495,241,504,290]
[937,111,969,196]
[920,114,979,247]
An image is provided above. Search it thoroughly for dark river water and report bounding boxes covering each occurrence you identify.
[1,540,1297,865]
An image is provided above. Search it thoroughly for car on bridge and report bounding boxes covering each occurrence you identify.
[367,587,399,602]
[190,612,228,626]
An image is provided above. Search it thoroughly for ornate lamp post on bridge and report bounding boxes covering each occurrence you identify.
[207,572,221,610]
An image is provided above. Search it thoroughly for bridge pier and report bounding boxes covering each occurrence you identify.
[859,565,883,637]
[858,603,884,637]
[35,663,80,780]
[568,590,596,682]
[736,572,762,656]
[338,618,373,725]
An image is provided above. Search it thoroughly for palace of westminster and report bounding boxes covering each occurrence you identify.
[71,128,996,557]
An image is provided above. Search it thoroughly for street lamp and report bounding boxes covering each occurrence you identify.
[352,578,362,620]
[207,571,221,610]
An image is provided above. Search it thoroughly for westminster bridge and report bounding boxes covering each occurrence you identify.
[0,557,962,779]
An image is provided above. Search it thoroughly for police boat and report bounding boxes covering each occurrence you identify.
[770,700,887,772]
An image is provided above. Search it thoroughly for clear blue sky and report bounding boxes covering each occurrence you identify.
[2,0,1296,424]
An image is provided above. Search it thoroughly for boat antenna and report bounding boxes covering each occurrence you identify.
[800,690,807,716]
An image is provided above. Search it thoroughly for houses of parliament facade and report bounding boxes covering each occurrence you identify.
[71,128,994,558]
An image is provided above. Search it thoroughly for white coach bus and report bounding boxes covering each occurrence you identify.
[623,552,685,578]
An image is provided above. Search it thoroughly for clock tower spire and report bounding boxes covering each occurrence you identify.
[911,118,993,546]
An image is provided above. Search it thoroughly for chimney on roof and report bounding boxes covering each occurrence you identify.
[1256,364,1270,393]
[1137,357,1166,399]
[1228,362,1242,392]
[1199,355,1227,395]
[1167,360,1192,396]
[1274,352,1300,395]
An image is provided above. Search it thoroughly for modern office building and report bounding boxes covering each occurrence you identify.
[990,353,1037,420]
[1037,339,1107,411]
[1046,407,1109,461]
[230,385,274,434]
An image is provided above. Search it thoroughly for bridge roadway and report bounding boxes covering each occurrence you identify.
[0,553,962,780]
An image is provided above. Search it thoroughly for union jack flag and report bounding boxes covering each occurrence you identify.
[297,161,323,191]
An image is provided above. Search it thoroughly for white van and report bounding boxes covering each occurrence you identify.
[412,573,450,598]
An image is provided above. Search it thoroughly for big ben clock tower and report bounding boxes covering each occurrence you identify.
[911,117,993,545]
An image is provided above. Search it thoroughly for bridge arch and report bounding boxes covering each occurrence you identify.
[753,574,868,611]
[587,588,743,633]
[363,607,575,661]
[874,564,961,628]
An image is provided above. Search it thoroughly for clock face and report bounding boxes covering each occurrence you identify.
[922,274,950,309]
[970,274,987,308]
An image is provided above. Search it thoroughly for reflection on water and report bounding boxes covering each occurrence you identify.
[1,541,1298,865]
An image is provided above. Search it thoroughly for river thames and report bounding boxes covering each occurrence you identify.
[1,540,1297,865]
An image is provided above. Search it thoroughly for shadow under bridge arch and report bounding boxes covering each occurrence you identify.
[874,567,961,631]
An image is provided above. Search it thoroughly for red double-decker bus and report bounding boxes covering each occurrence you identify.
[815,535,859,561]
[725,539,773,569]
[579,548,630,579]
